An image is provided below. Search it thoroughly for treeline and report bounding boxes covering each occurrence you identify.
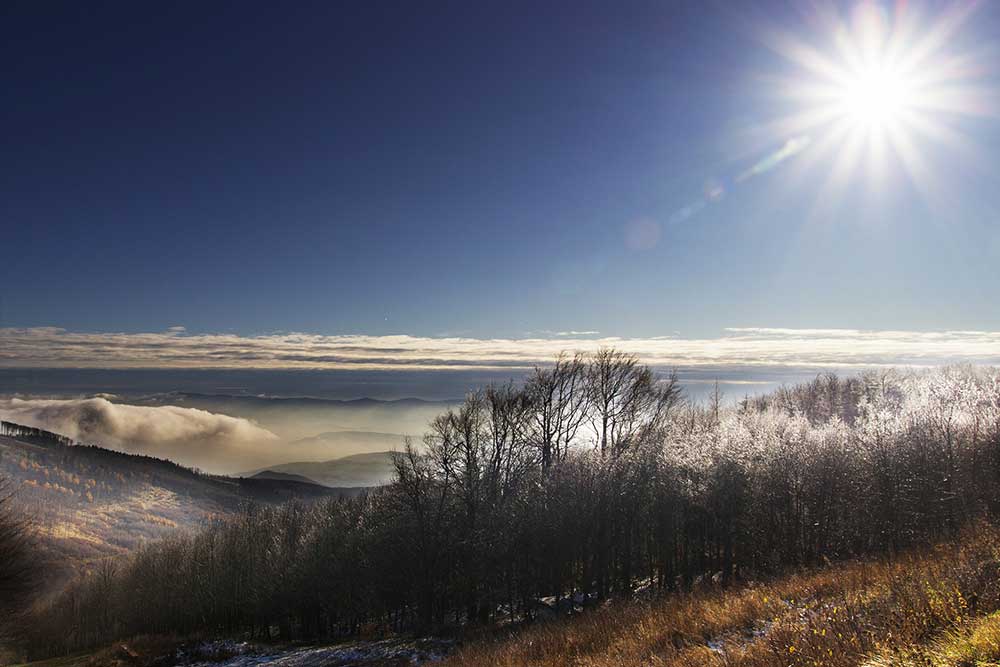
[0,420,76,446]
[24,353,1000,657]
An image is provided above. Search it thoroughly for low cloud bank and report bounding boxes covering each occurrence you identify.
[0,397,278,473]
[2,327,1000,371]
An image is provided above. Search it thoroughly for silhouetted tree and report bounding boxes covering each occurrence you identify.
[0,478,41,643]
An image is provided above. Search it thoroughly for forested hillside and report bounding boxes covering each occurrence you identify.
[0,421,356,578]
[21,353,1000,661]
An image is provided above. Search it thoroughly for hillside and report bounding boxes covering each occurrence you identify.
[24,365,1000,660]
[247,470,319,485]
[242,450,397,488]
[0,421,358,578]
[441,525,1000,667]
[14,527,1000,667]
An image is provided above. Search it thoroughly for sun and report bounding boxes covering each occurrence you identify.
[760,1,991,199]
[838,64,914,129]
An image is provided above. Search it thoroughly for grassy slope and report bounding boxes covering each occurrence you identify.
[442,524,1000,667]
[891,611,1000,667]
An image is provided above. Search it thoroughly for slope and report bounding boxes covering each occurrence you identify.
[0,421,358,577]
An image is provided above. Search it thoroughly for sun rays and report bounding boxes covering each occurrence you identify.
[760,1,994,208]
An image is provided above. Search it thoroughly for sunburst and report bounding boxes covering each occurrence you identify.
[759,1,994,207]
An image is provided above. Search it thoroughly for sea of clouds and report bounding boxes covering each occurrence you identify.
[0,396,278,473]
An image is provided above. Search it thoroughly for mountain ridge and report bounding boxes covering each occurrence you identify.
[0,420,362,581]
[241,450,397,488]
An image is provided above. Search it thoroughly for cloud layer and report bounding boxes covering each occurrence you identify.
[3,327,1000,371]
[0,397,278,472]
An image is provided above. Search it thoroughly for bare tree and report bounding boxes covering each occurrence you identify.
[586,349,682,456]
[526,354,589,471]
[0,478,41,642]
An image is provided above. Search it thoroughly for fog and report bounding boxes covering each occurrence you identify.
[0,394,448,475]
[0,366,843,474]
[0,397,283,473]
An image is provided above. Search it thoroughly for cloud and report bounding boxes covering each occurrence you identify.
[2,327,1000,371]
[0,396,278,472]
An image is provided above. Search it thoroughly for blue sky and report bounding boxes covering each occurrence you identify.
[3,0,999,344]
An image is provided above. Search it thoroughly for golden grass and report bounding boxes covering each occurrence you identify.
[864,610,1000,667]
[443,525,1000,667]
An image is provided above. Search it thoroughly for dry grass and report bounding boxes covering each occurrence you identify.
[443,524,1000,667]
[864,610,1000,667]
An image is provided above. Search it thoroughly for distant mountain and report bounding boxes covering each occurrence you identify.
[243,450,397,488]
[0,420,360,580]
[289,429,408,450]
[249,469,320,485]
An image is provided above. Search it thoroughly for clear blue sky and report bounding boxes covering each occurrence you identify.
[3,0,999,340]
